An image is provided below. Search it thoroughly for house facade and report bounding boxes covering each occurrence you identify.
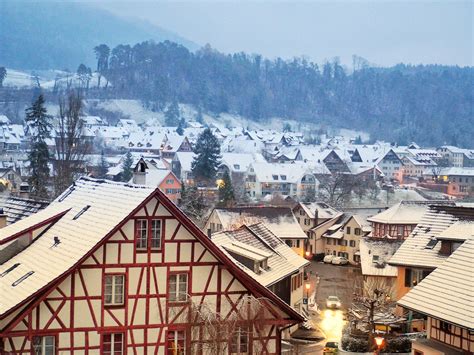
[378,149,404,183]
[0,178,302,354]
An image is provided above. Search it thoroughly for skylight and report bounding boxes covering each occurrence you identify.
[12,271,35,287]
[73,205,91,220]
[0,263,20,278]
[425,237,438,249]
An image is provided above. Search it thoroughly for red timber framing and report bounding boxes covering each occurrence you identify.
[0,188,302,354]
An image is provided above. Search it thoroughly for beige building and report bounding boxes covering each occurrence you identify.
[322,215,370,265]
[0,177,303,354]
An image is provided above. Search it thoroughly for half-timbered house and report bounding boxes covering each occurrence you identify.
[0,177,303,354]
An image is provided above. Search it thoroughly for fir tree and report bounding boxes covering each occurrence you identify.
[165,100,180,126]
[25,94,52,199]
[96,150,109,178]
[121,150,134,182]
[176,117,186,136]
[0,67,6,87]
[218,171,235,207]
[191,128,221,183]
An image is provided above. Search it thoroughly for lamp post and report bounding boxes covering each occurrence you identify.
[305,282,311,312]
[374,336,384,355]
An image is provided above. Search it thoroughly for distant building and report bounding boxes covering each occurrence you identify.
[205,206,308,257]
[378,149,404,183]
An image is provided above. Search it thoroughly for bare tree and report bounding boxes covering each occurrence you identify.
[53,91,91,195]
[318,173,357,207]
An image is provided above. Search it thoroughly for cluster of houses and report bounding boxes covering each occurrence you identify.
[1,113,473,203]
[0,167,473,353]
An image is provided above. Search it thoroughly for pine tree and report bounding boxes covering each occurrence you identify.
[0,67,6,87]
[96,150,109,178]
[25,94,52,199]
[218,171,235,207]
[176,117,186,136]
[191,128,221,183]
[121,150,134,182]
[165,100,180,126]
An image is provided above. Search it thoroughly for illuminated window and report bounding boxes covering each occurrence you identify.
[102,333,124,355]
[104,275,125,306]
[167,330,186,354]
[169,273,188,302]
[32,335,55,355]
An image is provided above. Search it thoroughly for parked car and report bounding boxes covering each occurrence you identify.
[323,341,339,353]
[323,255,335,263]
[331,256,349,265]
[326,296,341,309]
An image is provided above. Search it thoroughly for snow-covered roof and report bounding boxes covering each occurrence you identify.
[398,239,474,330]
[432,167,474,177]
[0,196,49,225]
[389,205,474,268]
[297,202,340,220]
[211,223,309,287]
[359,239,402,277]
[0,177,155,316]
[174,152,196,172]
[162,133,187,153]
[249,162,318,183]
[213,207,307,240]
[220,153,265,173]
[367,201,438,225]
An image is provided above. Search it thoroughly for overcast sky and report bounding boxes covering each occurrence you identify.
[93,0,472,67]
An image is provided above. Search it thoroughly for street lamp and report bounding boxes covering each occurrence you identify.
[374,336,384,354]
[305,250,310,258]
[305,282,311,312]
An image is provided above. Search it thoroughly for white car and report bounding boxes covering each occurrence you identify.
[331,256,349,265]
[323,255,335,264]
[326,296,341,309]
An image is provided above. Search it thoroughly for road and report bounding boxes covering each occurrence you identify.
[307,261,362,345]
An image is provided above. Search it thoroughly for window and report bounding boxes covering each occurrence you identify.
[151,220,162,249]
[233,164,240,170]
[326,239,332,245]
[231,327,249,354]
[104,275,125,306]
[102,333,124,355]
[346,227,351,234]
[166,179,174,184]
[136,219,148,250]
[397,225,404,236]
[280,175,287,180]
[285,240,292,247]
[440,321,452,333]
[135,219,162,251]
[272,175,278,180]
[32,335,55,355]
[296,240,300,248]
[349,240,356,247]
[167,330,186,354]
[354,228,361,235]
[169,273,188,302]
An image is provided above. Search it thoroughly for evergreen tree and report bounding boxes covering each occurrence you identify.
[176,117,186,136]
[25,94,52,199]
[165,100,180,126]
[121,150,134,182]
[0,67,6,87]
[96,150,109,178]
[218,171,235,207]
[191,128,221,183]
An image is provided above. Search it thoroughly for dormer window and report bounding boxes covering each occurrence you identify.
[233,164,240,170]
[280,175,287,180]
[272,175,278,180]
[372,255,379,263]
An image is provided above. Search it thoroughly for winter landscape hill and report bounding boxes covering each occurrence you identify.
[0,1,197,70]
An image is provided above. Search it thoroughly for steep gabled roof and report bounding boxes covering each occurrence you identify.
[367,201,451,225]
[389,205,474,268]
[211,223,309,287]
[398,239,474,330]
[0,196,49,225]
[0,178,303,324]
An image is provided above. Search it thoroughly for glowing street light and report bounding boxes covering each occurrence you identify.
[374,336,384,354]
[305,282,311,312]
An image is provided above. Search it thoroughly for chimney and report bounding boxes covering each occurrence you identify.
[0,208,6,228]
[19,182,30,199]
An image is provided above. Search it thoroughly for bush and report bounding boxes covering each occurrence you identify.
[384,336,413,353]
[341,334,369,352]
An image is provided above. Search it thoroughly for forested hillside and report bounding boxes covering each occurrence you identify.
[100,41,473,148]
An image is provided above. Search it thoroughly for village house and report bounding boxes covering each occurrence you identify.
[367,201,444,239]
[0,168,22,194]
[397,239,474,354]
[0,195,49,227]
[322,214,370,264]
[436,145,474,167]
[425,167,474,197]
[171,152,196,186]
[389,205,474,311]
[160,134,193,160]
[211,223,309,320]
[293,202,340,234]
[205,206,308,257]
[377,149,404,183]
[245,162,320,200]
[132,158,182,203]
[0,177,303,354]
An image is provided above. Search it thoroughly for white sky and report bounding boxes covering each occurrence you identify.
[86,1,473,66]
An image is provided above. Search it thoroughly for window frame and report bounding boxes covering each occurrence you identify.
[31,334,57,355]
[166,328,187,355]
[103,273,126,307]
[134,218,164,253]
[230,326,250,354]
[101,332,125,355]
[168,271,190,304]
